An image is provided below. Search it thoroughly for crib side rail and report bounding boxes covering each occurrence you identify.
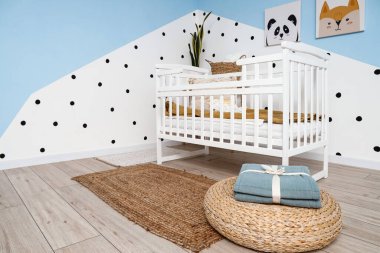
[282,43,329,157]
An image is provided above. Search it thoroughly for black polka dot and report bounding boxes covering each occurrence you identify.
[0,153,4,159]
[126,89,130,93]
[374,69,380,75]
[111,140,116,144]
[105,59,110,63]
[212,53,215,57]
[144,136,148,140]
[134,45,138,49]
[234,38,238,42]
[198,25,201,28]
[217,17,220,21]
[35,99,41,105]
[221,33,224,37]
[71,75,76,79]
[20,120,26,126]
[202,49,205,53]
[150,74,154,78]
[98,82,102,87]
[110,107,114,112]
[53,121,58,126]
[133,121,136,125]
[181,55,184,58]
[252,55,256,58]
[203,12,206,16]
[183,29,186,33]
[329,117,332,122]
[193,12,196,16]
[83,123,87,128]
[161,138,164,141]
[153,104,156,108]
[160,56,164,60]
[264,107,268,110]
[336,92,341,98]
[272,63,276,68]
[336,152,341,156]
[374,146,380,152]
[327,52,331,55]
[356,116,362,122]
[235,22,238,26]
[124,64,128,68]
[251,36,255,40]
[207,30,211,34]
[70,101,75,106]
[40,148,45,153]
[162,32,165,36]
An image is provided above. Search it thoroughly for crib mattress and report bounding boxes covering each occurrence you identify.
[164,116,321,140]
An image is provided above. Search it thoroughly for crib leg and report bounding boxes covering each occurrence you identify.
[282,156,289,166]
[157,138,162,165]
[323,145,329,178]
[204,146,210,155]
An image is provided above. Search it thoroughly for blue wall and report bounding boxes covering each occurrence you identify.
[0,0,197,136]
[198,0,380,67]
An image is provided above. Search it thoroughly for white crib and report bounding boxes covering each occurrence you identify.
[155,42,330,181]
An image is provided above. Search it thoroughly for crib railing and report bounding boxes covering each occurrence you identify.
[155,42,329,165]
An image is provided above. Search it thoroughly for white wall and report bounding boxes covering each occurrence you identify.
[198,11,380,169]
[0,13,196,170]
[1,10,379,170]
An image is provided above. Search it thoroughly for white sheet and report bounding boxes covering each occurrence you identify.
[164,116,321,140]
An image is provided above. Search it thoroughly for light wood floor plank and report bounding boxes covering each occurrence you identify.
[6,169,99,250]
[0,171,22,210]
[53,161,93,177]
[75,158,116,172]
[54,236,119,253]
[57,184,188,253]
[339,202,380,227]
[31,164,78,189]
[0,205,53,253]
[323,234,380,253]
[341,216,380,247]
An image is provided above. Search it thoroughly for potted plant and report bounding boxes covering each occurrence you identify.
[188,11,211,67]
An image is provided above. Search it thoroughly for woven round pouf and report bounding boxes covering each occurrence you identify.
[204,177,342,253]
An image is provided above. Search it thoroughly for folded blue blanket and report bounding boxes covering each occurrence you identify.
[235,192,321,208]
[234,164,320,201]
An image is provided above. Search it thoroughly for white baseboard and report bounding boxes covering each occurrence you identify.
[296,152,380,171]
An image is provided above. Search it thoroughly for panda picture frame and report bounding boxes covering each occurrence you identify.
[316,0,365,38]
[265,1,301,46]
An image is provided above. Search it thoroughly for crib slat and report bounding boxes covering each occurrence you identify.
[230,95,235,144]
[220,95,224,143]
[184,96,188,138]
[310,66,314,144]
[316,69,320,142]
[267,94,273,149]
[161,97,165,131]
[304,65,308,146]
[321,69,325,141]
[254,95,259,147]
[176,96,180,136]
[242,94,247,146]
[192,96,195,139]
[297,63,302,147]
[201,96,205,140]
[268,62,273,79]
[289,61,294,149]
[210,95,214,142]
[169,97,173,135]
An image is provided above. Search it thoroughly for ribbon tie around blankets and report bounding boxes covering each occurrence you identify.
[234,164,321,208]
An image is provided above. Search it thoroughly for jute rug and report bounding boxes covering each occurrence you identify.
[72,163,222,252]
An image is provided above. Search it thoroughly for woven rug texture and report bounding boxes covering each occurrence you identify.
[72,163,222,252]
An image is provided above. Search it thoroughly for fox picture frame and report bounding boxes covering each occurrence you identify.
[316,0,365,38]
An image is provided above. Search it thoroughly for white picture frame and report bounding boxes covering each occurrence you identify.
[316,0,365,38]
[265,1,301,46]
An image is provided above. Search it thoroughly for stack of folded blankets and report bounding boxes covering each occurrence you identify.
[234,163,321,208]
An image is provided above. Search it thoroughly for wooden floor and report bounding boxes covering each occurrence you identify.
[1,146,380,253]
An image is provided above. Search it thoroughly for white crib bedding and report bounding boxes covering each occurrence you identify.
[164,116,321,140]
